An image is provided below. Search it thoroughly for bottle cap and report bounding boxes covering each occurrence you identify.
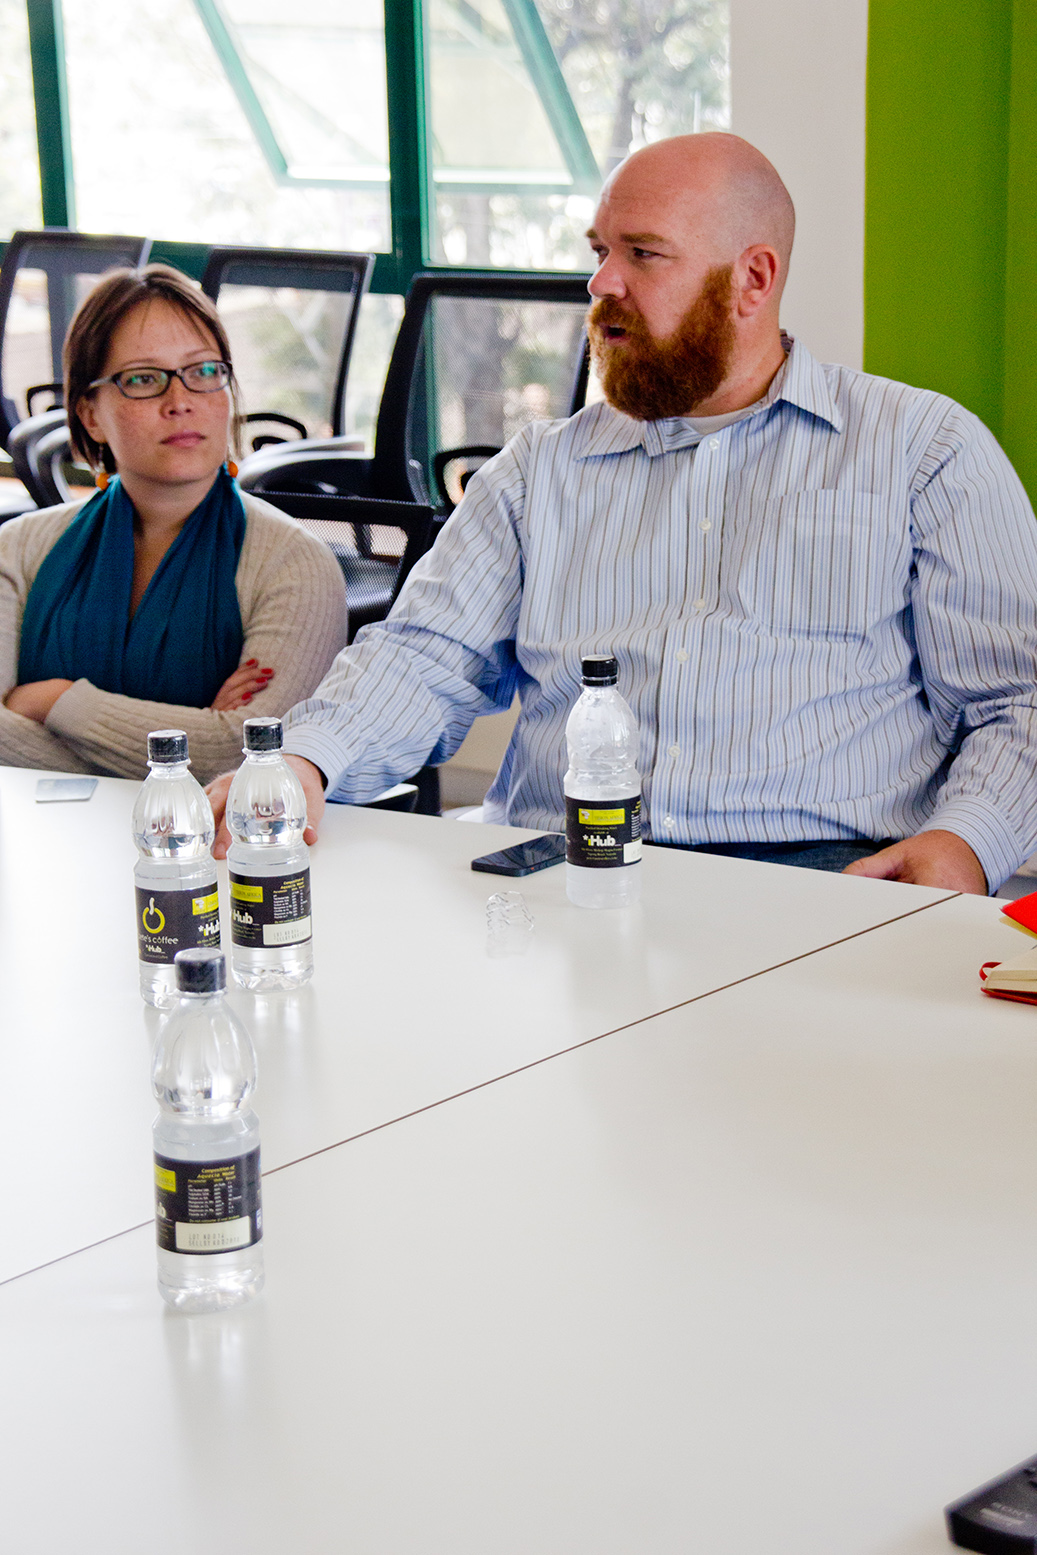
[147,729,189,764]
[581,655,618,686]
[174,947,226,995]
[243,717,283,753]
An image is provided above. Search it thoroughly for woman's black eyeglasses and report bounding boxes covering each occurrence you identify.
[89,361,231,399]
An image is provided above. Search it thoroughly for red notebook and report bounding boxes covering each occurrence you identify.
[980,890,1037,1002]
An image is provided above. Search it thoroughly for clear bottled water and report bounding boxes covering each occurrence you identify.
[132,730,220,1008]
[564,655,643,909]
[152,947,264,1312]
[226,717,313,991]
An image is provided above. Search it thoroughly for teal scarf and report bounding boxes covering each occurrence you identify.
[19,469,246,708]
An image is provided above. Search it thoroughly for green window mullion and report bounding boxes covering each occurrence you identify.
[499,0,599,191]
[382,0,431,295]
[26,0,75,229]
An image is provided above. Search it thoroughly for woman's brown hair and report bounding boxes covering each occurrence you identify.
[64,263,238,473]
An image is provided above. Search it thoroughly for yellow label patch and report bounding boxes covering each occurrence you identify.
[578,807,625,826]
[231,882,264,903]
[154,1164,176,1193]
[1005,918,1037,939]
[192,891,219,915]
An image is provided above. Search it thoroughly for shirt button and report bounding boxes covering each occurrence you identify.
[668,743,680,758]
[675,649,689,662]
[664,815,675,829]
[693,598,706,610]
[708,437,720,450]
[699,519,712,531]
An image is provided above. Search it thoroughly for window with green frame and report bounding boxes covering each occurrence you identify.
[1,2,43,236]
[2,0,726,449]
[9,0,728,289]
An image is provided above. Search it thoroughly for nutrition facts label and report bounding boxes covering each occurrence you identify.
[154,1148,262,1256]
[230,869,312,948]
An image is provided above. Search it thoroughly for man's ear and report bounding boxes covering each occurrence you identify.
[734,244,781,317]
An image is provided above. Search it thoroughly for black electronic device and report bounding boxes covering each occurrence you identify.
[947,1454,1037,1551]
[470,834,566,877]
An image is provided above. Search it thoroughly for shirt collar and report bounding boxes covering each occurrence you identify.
[571,336,843,460]
[770,336,843,433]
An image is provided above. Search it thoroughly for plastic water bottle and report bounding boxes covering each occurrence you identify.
[227,717,313,991]
[152,947,264,1312]
[564,655,642,908]
[133,729,221,1008]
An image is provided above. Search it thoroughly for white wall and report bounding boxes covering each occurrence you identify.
[730,0,869,369]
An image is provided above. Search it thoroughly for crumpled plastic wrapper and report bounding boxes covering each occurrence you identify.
[485,890,534,957]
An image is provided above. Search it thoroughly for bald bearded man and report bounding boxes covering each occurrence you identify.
[209,133,1037,895]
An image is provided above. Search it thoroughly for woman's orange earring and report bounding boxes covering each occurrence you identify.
[95,470,109,491]
[226,459,238,479]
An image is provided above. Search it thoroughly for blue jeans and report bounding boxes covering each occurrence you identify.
[661,839,899,874]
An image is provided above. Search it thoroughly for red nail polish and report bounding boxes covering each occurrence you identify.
[242,692,252,702]
[260,668,274,676]
[245,659,258,667]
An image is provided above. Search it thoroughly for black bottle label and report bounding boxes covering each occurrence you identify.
[154,1147,262,1255]
[229,868,311,948]
[565,795,642,868]
[135,883,221,965]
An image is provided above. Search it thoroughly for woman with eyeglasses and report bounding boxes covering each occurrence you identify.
[0,263,347,781]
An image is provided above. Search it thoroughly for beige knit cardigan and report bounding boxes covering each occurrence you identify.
[0,491,348,783]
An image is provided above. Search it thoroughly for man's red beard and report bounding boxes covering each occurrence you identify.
[587,264,736,421]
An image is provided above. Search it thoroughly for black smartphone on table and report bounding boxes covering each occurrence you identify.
[470,833,566,877]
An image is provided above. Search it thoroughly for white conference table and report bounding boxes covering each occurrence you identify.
[1,869,1035,1551]
[0,765,959,1283]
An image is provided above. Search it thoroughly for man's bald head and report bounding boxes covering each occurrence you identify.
[601,133,795,283]
[587,133,795,415]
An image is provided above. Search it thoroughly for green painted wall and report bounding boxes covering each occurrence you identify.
[1002,0,1037,500]
[865,0,1037,504]
[865,0,1011,433]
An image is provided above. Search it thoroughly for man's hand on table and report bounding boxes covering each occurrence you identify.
[842,829,988,894]
[207,755,326,859]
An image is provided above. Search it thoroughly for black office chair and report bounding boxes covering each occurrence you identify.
[257,488,441,814]
[200,246,375,449]
[7,410,80,508]
[256,489,435,639]
[0,230,151,451]
[238,271,592,511]
[433,442,512,517]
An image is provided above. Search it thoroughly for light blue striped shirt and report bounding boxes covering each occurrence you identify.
[284,339,1037,890]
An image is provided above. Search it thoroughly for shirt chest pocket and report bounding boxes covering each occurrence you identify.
[732,490,911,639]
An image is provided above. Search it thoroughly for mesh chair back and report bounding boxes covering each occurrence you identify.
[236,271,592,514]
[31,423,77,508]
[256,490,434,641]
[0,230,151,447]
[8,409,69,507]
[200,247,374,445]
[374,272,591,505]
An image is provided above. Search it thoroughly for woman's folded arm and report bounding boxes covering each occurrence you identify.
[43,503,348,782]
